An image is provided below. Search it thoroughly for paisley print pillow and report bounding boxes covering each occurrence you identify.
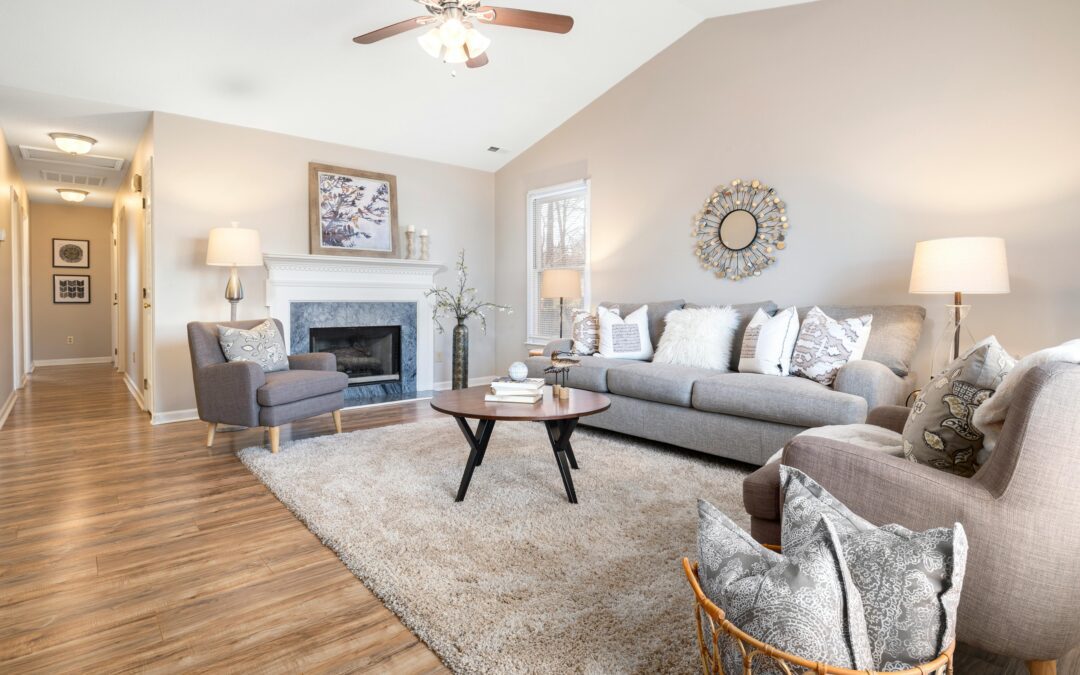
[790,307,873,386]
[570,309,600,355]
[902,336,1014,476]
[698,499,874,672]
[780,467,968,670]
[217,320,290,373]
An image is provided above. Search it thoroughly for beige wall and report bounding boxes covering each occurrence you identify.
[493,0,1080,381]
[150,112,495,417]
[1,127,29,419]
[29,203,113,361]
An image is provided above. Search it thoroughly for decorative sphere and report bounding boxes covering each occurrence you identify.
[508,361,528,381]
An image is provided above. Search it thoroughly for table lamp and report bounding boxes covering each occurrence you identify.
[540,269,582,339]
[206,222,263,321]
[909,236,1009,372]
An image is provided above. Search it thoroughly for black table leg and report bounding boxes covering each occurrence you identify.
[544,418,580,503]
[454,417,495,502]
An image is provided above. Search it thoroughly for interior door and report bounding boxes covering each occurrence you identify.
[140,158,154,413]
[8,187,23,389]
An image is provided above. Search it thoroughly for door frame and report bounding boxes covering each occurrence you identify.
[9,187,29,389]
[140,157,154,414]
[110,215,120,371]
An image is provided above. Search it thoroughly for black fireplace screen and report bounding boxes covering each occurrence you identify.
[310,325,401,385]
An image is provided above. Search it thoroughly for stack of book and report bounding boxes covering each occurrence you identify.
[485,377,545,404]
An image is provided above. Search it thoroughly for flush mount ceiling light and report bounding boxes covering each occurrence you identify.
[57,188,90,203]
[49,132,98,155]
[353,0,573,69]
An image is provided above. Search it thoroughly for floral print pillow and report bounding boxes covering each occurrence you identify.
[790,307,873,386]
[217,320,290,373]
[902,336,1015,476]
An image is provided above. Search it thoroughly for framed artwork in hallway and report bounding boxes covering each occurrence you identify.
[53,274,90,303]
[309,162,399,259]
[53,238,90,268]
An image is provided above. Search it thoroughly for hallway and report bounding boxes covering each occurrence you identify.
[0,364,445,673]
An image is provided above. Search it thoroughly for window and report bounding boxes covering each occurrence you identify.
[526,180,590,344]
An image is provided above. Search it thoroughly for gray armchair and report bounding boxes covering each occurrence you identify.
[742,363,1080,673]
[187,319,349,453]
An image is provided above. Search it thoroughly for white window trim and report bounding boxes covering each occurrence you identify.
[525,179,591,346]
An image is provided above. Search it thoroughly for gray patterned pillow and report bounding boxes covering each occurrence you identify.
[902,336,1014,476]
[791,306,873,386]
[698,499,873,672]
[218,320,290,373]
[780,467,968,671]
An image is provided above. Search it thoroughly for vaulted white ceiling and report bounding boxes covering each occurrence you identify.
[0,0,815,185]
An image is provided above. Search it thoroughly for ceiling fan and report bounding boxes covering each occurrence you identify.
[353,1,574,69]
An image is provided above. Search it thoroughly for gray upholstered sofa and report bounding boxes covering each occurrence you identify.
[526,300,925,466]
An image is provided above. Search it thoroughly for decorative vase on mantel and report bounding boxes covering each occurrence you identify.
[452,318,469,390]
[425,250,512,392]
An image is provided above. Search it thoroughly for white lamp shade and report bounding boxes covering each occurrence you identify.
[206,227,263,267]
[540,269,582,299]
[909,237,1010,295]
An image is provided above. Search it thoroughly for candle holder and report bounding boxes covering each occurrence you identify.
[420,232,430,261]
[405,230,416,259]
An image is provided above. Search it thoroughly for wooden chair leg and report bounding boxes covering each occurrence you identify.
[332,410,343,434]
[1027,660,1056,675]
[268,426,280,454]
[206,422,217,448]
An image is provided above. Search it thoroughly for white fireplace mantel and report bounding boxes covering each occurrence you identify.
[263,253,444,391]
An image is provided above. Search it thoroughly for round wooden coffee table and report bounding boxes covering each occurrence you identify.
[430,386,610,504]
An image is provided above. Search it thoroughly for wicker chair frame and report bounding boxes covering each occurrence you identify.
[682,558,955,675]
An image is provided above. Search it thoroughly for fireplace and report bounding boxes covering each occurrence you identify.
[310,325,401,386]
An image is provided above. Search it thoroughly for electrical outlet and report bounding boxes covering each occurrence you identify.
[435,351,444,364]
[66,336,74,344]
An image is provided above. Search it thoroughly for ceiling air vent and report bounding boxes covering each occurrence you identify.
[19,145,125,171]
[41,169,107,188]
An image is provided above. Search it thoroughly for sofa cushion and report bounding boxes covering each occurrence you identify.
[687,301,779,370]
[599,299,684,349]
[798,305,925,377]
[257,369,349,407]
[524,355,635,393]
[608,362,722,407]
[692,373,867,427]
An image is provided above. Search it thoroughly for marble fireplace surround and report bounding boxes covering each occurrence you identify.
[264,254,443,395]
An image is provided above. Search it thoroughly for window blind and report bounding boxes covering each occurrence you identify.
[527,182,590,343]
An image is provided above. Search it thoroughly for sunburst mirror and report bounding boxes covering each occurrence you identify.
[691,179,790,281]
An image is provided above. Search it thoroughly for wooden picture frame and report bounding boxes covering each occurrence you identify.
[53,238,90,268]
[309,162,399,258]
[53,274,91,303]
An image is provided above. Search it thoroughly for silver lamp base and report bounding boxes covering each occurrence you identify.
[225,265,244,321]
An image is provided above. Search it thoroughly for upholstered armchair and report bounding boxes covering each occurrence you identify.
[187,319,349,453]
[742,362,1080,674]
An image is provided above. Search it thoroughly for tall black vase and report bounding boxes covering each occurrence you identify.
[452,318,469,390]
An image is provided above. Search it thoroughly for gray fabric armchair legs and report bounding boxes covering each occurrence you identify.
[187,320,349,453]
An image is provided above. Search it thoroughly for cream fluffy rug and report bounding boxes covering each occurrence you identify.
[239,418,751,674]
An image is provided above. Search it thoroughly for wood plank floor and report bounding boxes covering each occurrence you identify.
[0,364,448,674]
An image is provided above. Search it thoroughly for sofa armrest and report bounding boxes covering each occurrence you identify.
[833,359,909,409]
[782,434,993,529]
[288,352,337,371]
[193,360,266,427]
[866,405,910,433]
[542,339,573,357]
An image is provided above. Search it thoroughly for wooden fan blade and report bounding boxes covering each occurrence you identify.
[353,17,429,44]
[466,51,489,69]
[475,7,574,33]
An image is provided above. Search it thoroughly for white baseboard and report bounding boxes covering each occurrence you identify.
[123,374,146,410]
[33,356,113,367]
[433,375,495,391]
[151,408,199,425]
[0,389,17,431]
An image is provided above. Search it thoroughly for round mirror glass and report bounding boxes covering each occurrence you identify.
[718,210,758,250]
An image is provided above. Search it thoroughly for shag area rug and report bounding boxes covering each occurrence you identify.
[239,418,752,674]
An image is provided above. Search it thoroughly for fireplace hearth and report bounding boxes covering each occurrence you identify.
[310,325,401,386]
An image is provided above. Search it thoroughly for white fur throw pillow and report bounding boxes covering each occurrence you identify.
[653,305,739,370]
[598,305,653,360]
[739,306,800,375]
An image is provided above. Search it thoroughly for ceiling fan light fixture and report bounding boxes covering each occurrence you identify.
[464,28,491,57]
[417,27,443,58]
[439,17,468,48]
[49,132,97,155]
[443,44,469,64]
[57,188,89,203]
